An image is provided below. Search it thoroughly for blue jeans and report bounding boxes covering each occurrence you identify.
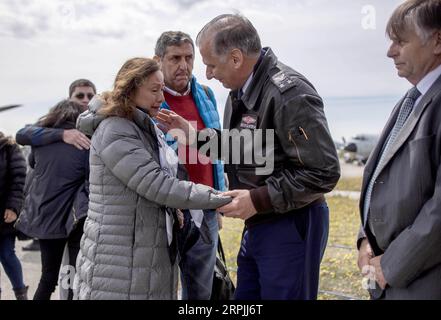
[178,209,218,300]
[0,234,26,290]
[234,202,329,300]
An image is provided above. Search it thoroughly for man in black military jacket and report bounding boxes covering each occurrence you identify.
[158,14,340,300]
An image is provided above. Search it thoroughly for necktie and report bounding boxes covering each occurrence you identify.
[363,87,421,230]
[237,88,244,100]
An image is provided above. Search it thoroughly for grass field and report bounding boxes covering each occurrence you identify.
[334,176,363,192]
[219,178,369,300]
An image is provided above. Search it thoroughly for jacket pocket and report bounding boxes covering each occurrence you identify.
[409,134,435,148]
[408,135,435,178]
[288,127,310,166]
[408,134,436,208]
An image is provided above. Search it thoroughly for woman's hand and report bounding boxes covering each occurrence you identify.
[156,109,197,145]
[4,209,18,223]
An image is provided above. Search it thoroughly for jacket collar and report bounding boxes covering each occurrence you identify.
[133,107,157,140]
[164,82,191,96]
[240,47,277,111]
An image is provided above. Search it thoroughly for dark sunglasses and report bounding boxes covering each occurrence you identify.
[74,93,95,100]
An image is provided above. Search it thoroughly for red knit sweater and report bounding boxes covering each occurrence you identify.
[164,91,214,188]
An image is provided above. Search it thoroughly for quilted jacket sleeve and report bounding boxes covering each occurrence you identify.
[96,118,231,210]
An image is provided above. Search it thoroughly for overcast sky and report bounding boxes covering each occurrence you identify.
[0,0,408,137]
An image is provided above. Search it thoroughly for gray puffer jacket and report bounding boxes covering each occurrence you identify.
[74,100,231,300]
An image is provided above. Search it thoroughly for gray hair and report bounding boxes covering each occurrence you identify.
[387,0,441,43]
[154,31,195,58]
[196,14,262,58]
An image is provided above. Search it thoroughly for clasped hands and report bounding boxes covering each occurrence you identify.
[358,239,388,290]
[216,190,257,221]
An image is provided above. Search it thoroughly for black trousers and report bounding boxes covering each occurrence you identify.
[33,218,85,300]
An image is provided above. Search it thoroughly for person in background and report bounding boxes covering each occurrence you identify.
[15,100,90,300]
[357,0,441,300]
[16,79,95,151]
[0,132,27,299]
[16,79,95,253]
[154,31,226,300]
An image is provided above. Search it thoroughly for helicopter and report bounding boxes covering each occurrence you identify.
[0,104,22,113]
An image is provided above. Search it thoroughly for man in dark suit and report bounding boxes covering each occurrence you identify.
[357,0,441,300]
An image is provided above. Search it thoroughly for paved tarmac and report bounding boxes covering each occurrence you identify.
[0,239,60,300]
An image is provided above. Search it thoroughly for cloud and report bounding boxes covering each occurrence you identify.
[175,0,207,8]
[0,0,410,137]
[0,0,228,41]
[0,0,50,38]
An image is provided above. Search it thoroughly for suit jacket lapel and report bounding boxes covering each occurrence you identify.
[360,98,403,205]
[375,75,441,175]
[376,97,433,175]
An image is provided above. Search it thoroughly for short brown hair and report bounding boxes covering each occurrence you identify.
[98,58,160,120]
[69,79,97,98]
[386,0,441,42]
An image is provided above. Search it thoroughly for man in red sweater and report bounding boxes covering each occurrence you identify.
[154,31,226,300]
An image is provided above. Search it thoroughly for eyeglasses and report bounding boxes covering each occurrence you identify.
[74,93,95,100]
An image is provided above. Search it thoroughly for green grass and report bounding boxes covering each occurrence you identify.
[320,196,369,300]
[219,192,369,300]
[334,177,363,192]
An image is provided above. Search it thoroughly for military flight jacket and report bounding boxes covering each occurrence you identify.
[200,48,340,226]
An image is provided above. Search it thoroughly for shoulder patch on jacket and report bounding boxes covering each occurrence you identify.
[270,70,297,93]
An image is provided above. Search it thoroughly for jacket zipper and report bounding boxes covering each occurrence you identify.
[288,131,305,166]
[299,127,309,140]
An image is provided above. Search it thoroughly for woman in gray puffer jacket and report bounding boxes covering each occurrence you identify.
[74,58,231,300]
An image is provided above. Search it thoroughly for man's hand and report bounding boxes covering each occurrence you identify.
[63,129,91,150]
[370,255,387,290]
[4,209,17,223]
[176,209,185,229]
[216,190,257,220]
[358,238,373,275]
[156,109,197,145]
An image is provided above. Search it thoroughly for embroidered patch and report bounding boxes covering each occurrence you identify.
[240,114,258,129]
[271,70,297,93]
